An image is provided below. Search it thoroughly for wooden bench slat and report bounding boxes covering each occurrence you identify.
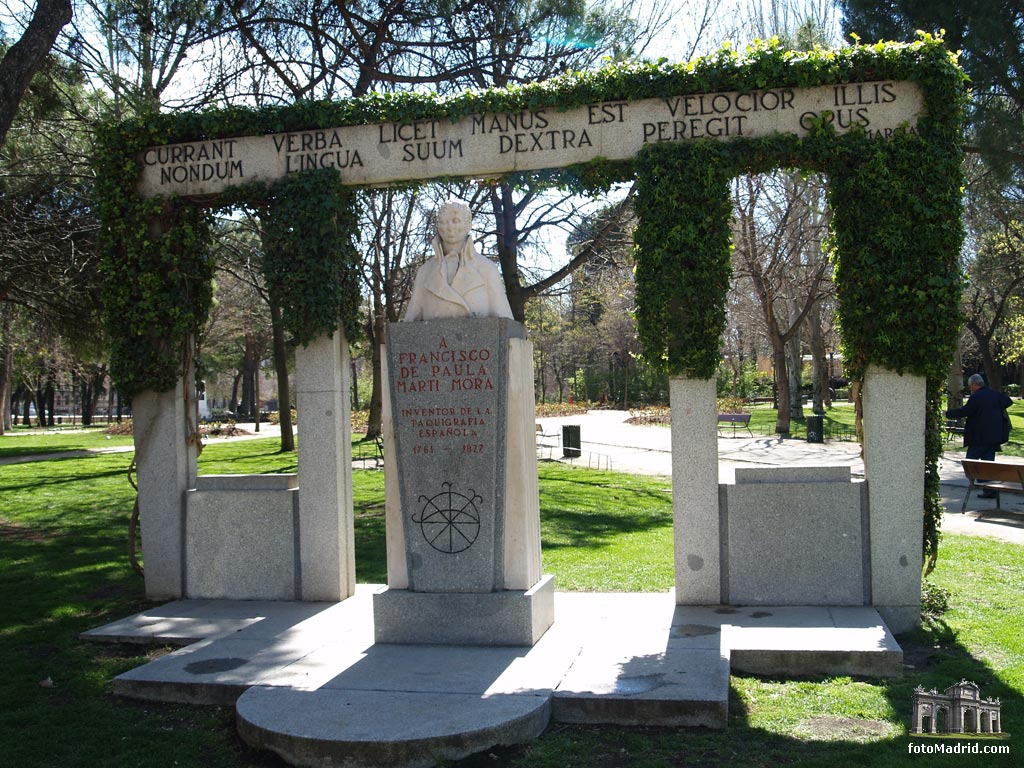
[960,459,1024,511]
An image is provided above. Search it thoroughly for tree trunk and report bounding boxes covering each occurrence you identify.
[229,372,241,415]
[491,182,527,322]
[80,375,94,426]
[808,304,827,415]
[978,337,1002,390]
[46,377,55,426]
[269,301,295,451]
[786,333,804,420]
[366,312,385,440]
[538,349,546,405]
[79,367,105,426]
[0,305,11,434]
[0,0,72,148]
[33,385,45,427]
[351,360,359,411]
[770,335,791,437]
[240,337,256,418]
[618,358,626,411]
[254,356,260,432]
[948,342,964,410]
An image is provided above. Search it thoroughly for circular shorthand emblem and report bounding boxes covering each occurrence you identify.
[412,482,482,554]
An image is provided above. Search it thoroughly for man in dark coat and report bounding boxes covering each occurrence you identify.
[946,373,1013,497]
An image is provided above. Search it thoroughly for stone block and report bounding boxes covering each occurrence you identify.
[552,647,730,728]
[373,575,555,646]
[294,332,346,394]
[380,348,409,589]
[863,366,925,632]
[133,380,196,599]
[194,474,297,491]
[385,318,525,593]
[503,337,543,590]
[185,488,298,600]
[724,470,864,605]
[670,376,720,604]
[141,82,925,198]
[296,334,355,602]
[734,466,851,484]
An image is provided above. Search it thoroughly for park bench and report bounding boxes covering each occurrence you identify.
[960,459,1024,511]
[717,412,753,438]
[944,418,965,443]
[535,423,560,447]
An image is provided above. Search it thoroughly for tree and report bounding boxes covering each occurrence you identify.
[205,217,292,445]
[63,1,226,116]
[0,46,103,433]
[731,171,832,436]
[0,0,72,147]
[840,0,1024,178]
[961,220,1024,388]
[424,0,668,321]
[360,188,427,438]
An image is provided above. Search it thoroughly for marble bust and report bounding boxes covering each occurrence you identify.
[403,201,514,321]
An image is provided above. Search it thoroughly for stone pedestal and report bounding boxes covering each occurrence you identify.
[296,332,355,602]
[863,365,925,633]
[374,318,552,645]
[670,376,720,604]
[133,378,197,599]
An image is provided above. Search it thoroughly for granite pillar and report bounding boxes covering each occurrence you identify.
[133,377,198,599]
[863,365,925,633]
[671,376,721,604]
[296,332,355,601]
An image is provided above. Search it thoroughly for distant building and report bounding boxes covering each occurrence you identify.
[911,680,1001,734]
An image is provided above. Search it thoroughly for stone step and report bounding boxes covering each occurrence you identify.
[237,685,551,768]
[82,592,902,767]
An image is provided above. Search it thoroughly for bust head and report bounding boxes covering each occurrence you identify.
[436,201,473,249]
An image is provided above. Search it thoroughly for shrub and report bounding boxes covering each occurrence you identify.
[717,396,748,414]
[921,579,951,620]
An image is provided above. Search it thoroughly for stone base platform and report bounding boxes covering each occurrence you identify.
[82,588,902,767]
[372,576,555,646]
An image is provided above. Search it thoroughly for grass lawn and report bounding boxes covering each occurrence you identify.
[0,425,135,457]
[0,437,1019,767]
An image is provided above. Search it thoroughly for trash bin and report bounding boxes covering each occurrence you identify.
[562,424,581,458]
[806,414,824,443]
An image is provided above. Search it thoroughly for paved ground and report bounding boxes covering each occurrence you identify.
[537,410,1024,546]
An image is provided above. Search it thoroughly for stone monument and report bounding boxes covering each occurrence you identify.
[373,202,554,645]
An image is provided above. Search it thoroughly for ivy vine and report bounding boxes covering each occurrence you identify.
[95,33,965,569]
[97,194,214,398]
[634,142,734,379]
[258,170,362,348]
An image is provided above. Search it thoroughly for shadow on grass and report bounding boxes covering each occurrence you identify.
[714,622,1020,767]
[539,467,672,552]
[472,622,1019,768]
